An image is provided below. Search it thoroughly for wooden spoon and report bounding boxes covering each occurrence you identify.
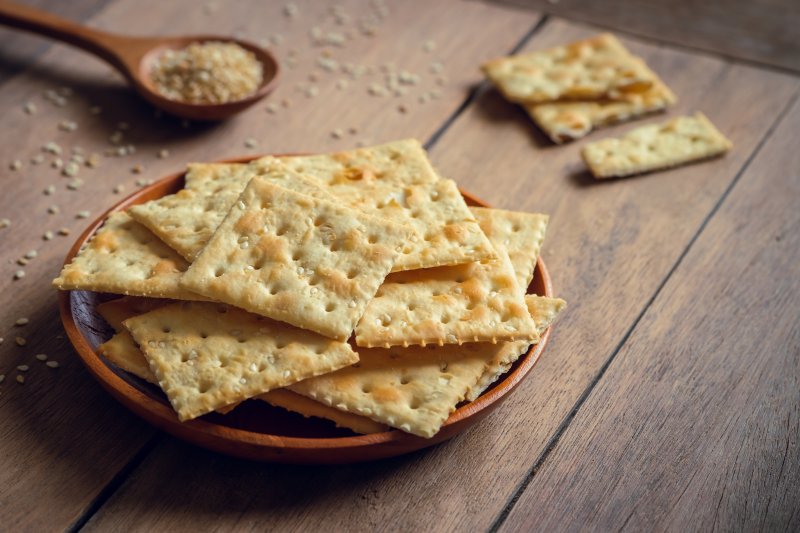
[0,0,279,120]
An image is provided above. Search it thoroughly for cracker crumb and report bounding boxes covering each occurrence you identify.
[58,227,71,236]
[43,230,54,240]
[157,149,170,159]
[46,361,60,369]
[9,160,22,171]
[43,185,56,195]
[16,375,24,384]
[13,270,25,280]
[76,210,90,219]
[15,318,29,326]
[15,336,26,346]
[35,353,48,361]
[17,365,29,372]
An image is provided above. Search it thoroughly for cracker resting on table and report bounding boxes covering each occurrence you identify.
[259,389,389,434]
[581,112,732,178]
[181,178,413,340]
[52,212,205,301]
[481,33,657,104]
[355,246,537,348]
[526,78,676,143]
[128,159,334,261]
[124,302,359,421]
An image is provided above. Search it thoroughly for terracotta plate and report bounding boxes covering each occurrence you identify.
[58,157,554,464]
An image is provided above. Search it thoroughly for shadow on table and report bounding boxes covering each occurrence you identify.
[471,85,555,150]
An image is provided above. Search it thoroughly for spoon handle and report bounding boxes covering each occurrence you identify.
[0,0,128,72]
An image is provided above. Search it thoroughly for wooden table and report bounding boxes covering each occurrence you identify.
[1,1,797,531]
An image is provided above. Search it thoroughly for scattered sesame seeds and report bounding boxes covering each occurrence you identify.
[157,149,170,159]
[47,205,60,214]
[15,318,29,326]
[76,210,90,219]
[17,365,29,372]
[13,270,25,280]
[43,230,54,240]
[0,218,10,229]
[16,375,25,384]
[23,101,37,114]
[58,227,71,236]
[43,185,56,195]
[15,336,26,346]
[9,160,22,171]
[244,138,257,148]
[36,353,48,361]
[46,361,60,369]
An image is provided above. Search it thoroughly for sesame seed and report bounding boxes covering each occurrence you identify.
[0,375,4,384]
[113,184,125,194]
[86,154,101,168]
[157,149,170,159]
[284,3,298,18]
[331,128,344,139]
[52,158,63,169]
[47,205,59,214]
[43,142,62,155]
[0,337,3,344]
[131,165,143,174]
[281,98,291,108]
[46,361,59,369]
[15,336,26,346]
[135,178,154,187]
[76,210,90,219]
[15,318,29,326]
[31,154,44,165]
[17,258,28,266]
[0,218,9,229]
[16,375,25,384]
[43,185,55,195]
[89,105,102,115]
[117,121,130,131]
[244,138,257,148]
[43,230,54,240]
[35,353,48,361]
[305,85,319,98]
[17,365,29,372]
[58,227,70,236]
[10,160,22,171]
[13,270,25,280]
[423,40,436,52]
[59,86,73,96]
[265,102,278,114]
[58,120,78,132]
[335,79,348,90]
[24,250,37,259]
[66,179,83,190]
[23,101,37,114]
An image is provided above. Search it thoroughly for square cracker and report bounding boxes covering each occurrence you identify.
[181,178,414,340]
[526,78,676,143]
[259,389,388,434]
[355,246,537,348]
[128,159,334,261]
[581,112,732,178]
[124,301,359,421]
[52,212,205,301]
[288,342,495,438]
[465,295,567,401]
[470,207,548,289]
[481,33,657,104]
[277,144,494,271]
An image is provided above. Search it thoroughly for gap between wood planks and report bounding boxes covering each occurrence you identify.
[58,14,551,533]
[487,87,800,533]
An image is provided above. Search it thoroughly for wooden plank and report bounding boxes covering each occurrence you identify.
[80,18,798,532]
[0,0,540,530]
[501,94,800,532]
[492,0,800,72]
[0,0,112,85]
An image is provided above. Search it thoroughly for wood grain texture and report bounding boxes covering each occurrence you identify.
[0,0,539,530]
[501,93,800,532]
[492,0,800,72]
[80,17,798,533]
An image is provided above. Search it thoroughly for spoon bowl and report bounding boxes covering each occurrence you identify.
[0,0,280,120]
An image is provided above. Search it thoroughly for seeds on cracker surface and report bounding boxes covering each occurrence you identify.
[9,160,22,171]
[13,270,25,280]
[43,142,62,155]
[335,79,348,90]
[16,375,25,384]
[86,153,101,167]
[17,258,28,266]
[15,318,29,326]
[46,361,60,369]
[52,158,63,169]
[76,210,90,219]
[151,41,263,104]
[35,353,48,361]
[15,336,26,346]
[305,85,319,98]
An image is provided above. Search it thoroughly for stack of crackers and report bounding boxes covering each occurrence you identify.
[482,33,732,178]
[54,139,565,438]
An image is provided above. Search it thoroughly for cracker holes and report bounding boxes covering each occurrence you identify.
[292,250,303,261]
[276,224,289,236]
[368,234,378,244]
[325,302,336,313]
[162,326,171,333]
[200,332,209,339]
[361,384,372,393]
[409,398,421,410]
[400,376,411,385]
[275,339,288,350]
[346,268,358,280]
[214,266,225,277]
[198,380,213,394]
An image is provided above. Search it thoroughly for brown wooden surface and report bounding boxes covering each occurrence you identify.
[493,0,800,72]
[0,0,797,531]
